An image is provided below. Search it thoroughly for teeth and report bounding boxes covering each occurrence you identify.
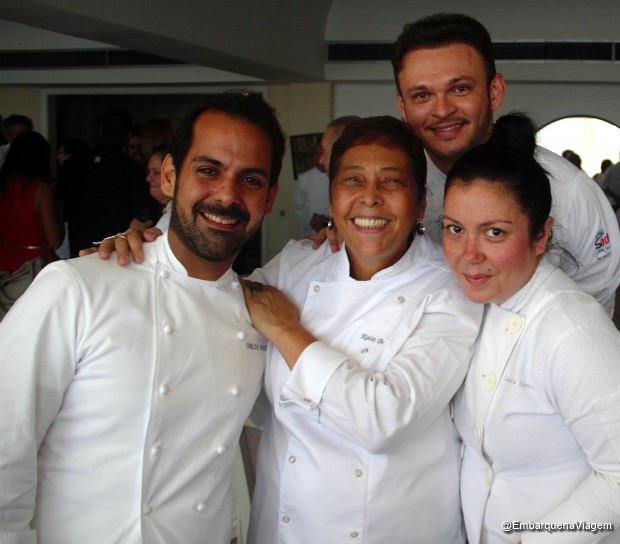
[353,218,388,228]
[204,213,239,225]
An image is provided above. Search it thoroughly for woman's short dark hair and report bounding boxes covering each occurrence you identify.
[329,116,427,203]
[446,142,551,241]
[170,91,285,187]
[392,13,496,90]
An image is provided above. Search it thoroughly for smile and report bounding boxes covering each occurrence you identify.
[428,121,467,136]
[353,217,389,228]
[203,212,240,225]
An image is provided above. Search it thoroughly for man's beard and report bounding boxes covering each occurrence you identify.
[170,199,256,262]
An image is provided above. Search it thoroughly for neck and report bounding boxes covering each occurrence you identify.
[167,230,234,281]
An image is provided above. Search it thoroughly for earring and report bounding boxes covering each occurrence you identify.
[415,221,426,235]
[327,217,335,230]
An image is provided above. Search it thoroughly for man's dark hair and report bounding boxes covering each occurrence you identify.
[392,13,497,90]
[171,92,285,187]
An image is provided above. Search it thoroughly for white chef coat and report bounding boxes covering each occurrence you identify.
[454,258,620,544]
[423,146,620,315]
[0,232,266,544]
[247,236,483,544]
[294,166,330,237]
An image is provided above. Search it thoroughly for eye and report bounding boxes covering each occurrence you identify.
[485,227,503,238]
[453,84,469,94]
[338,176,362,186]
[242,176,266,188]
[411,91,430,101]
[442,223,462,235]
[197,166,218,176]
[382,177,405,190]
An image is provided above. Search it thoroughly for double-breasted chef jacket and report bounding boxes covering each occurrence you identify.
[0,232,266,544]
[247,236,483,544]
[454,259,620,544]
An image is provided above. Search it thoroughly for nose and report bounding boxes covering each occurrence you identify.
[462,236,484,263]
[359,182,382,207]
[213,175,241,206]
[432,93,457,119]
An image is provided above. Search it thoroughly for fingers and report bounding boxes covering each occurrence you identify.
[78,246,99,257]
[326,226,342,253]
[143,227,164,242]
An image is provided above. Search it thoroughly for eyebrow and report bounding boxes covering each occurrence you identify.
[343,164,407,173]
[442,214,513,227]
[191,155,269,178]
[407,75,475,92]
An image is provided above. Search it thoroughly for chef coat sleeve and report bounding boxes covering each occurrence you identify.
[546,162,620,317]
[279,286,482,454]
[524,304,620,544]
[0,262,81,544]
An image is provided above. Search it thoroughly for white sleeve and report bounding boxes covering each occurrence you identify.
[541,150,620,315]
[0,263,80,543]
[525,310,620,544]
[279,288,482,453]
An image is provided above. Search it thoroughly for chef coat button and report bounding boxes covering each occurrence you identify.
[355,469,363,477]
[159,269,169,279]
[216,445,226,455]
[507,314,522,333]
[351,531,359,538]
[484,467,494,485]
[195,502,206,513]
[142,505,152,515]
[151,446,161,457]
[159,385,169,396]
[313,285,320,292]
[231,280,240,288]
[361,347,368,354]
[397,296,405,303]
[237,331,246,340]
[231,386,240,396]
[282,516,290,523]
[473,424,482,443]
[460,442,465,459]
[289,456,296,463]
[163,324,173,335]
[482,371,497,391]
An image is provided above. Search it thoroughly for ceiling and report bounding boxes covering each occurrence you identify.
[2,0,620,86]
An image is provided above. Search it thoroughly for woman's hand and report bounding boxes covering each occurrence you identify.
[79,227,164,265]
[301,225,343,253]
[241,279,316,369]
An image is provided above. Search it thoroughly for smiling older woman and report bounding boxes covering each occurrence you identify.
[241,116,482,543]
[442,141,620,544]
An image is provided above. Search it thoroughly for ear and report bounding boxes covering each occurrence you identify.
[395,90,407,122]
[489,73,506,113]
[264,182,279,215]
[160,153,176,198]
[534,216,554,256]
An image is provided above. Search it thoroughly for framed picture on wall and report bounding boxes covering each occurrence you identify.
[290,133,322,179]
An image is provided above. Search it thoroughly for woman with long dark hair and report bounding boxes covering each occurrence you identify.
[0,131,63,273]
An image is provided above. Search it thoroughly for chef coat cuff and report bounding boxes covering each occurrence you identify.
[278,341,347,415]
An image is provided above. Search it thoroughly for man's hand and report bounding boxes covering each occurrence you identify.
[300,225,343,253]
[79,227,164,265]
